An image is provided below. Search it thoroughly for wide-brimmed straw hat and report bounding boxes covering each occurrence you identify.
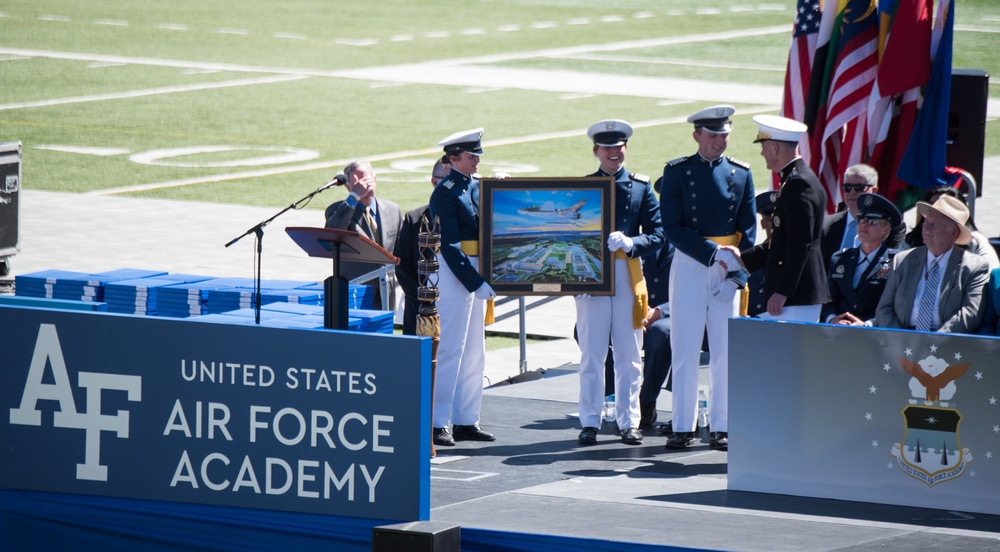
[916,195,972,246]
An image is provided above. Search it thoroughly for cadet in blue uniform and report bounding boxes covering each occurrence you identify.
[428,128,496,447]
[576,119,663,446]
[661,106,756,451]
[822,193,901,326]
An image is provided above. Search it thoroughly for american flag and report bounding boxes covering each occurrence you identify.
[780,0,823,176]
[808,0,879,212]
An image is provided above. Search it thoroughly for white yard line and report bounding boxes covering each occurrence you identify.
[955,25,1000,33]
[557,52,785,72]
[91,106,780,197]
[0,25,790,79]
[0,74,309,111]
[398,24,791,68]
[5,25,791,194]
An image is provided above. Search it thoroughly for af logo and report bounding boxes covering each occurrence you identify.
[889,350,972,487]
[8,324,142,482]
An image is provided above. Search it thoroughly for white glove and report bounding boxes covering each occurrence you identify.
[475,282,497,300]
[607,231,634,253]
[712,247,742,271]
[575,294,591,300]
[494,172,511,179]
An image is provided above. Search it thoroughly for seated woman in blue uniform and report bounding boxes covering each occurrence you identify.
[821,193,901,326]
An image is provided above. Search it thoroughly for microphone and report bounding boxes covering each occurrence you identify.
[317,174,347,192]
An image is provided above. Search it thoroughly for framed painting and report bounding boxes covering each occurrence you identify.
[479,177,615,296]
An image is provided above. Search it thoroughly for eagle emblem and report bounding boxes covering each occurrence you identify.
[890,354,973,487]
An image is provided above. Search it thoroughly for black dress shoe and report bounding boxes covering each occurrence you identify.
[656,420,674,435]
[710,432,728,451]
[621,427,643,444]
[578,427,598,445]
[452,424,496,442]
[665,431,694,449]
[639,403,658,429]
[433,427,455,446]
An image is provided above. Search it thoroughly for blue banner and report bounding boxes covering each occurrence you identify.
[0,305,431,521]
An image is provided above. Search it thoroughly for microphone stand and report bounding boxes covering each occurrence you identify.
[225,181,339,324]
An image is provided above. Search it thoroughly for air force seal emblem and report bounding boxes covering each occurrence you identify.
[889,354,973,487]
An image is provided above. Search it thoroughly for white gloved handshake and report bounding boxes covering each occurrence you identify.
[475,282,497,300]
[606,231,634,253]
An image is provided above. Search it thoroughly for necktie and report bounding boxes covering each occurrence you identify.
[364,207,381,245]
[841,218,858,250]
[852,255,869,288]
[915,260,940,332]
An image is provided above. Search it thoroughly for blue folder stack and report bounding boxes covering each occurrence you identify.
[257,302,362,331]
[14,268,167,302]
[104,274,214,315]
[204,280,318,313]
[14,269,93,299]
[105,278,174,315]
[296,282,374,309]
[259,303,324,316]
[348,308,395,334]
[259,288,323,305]
[12,268,392,334]
[157,277,249,318]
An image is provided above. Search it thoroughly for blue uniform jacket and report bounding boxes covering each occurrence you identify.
[589,167,664,259]
[821,243,895,323]
[660,154,756,266]
[429,168,484,293]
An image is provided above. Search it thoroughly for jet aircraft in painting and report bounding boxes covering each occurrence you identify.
[517,199,587,226]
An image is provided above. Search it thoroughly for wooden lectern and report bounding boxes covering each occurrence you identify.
[285,227,398,330]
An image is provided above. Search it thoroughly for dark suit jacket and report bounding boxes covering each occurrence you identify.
[394,204,429,335]
[324,196,403,309]
[875,245,990,333]
[741,158,830,307]
[821,243,894,323]
[820,209,906,271]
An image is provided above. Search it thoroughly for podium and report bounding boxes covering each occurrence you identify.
[286,227,398,330]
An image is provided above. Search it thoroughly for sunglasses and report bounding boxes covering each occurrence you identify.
[842,183,873,193]
[857,216,887,226]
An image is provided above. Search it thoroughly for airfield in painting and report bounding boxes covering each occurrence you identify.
[491,232,603,284]
[488,188,604,284]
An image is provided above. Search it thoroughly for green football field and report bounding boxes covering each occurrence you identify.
[1,0,997,213]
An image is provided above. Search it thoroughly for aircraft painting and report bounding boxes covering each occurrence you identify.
[517,199,587,226]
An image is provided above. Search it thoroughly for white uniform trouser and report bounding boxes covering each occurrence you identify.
[575,258,643,429]
[669,251,738,433]
[433,254,486,428]
[756,304,822,322]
